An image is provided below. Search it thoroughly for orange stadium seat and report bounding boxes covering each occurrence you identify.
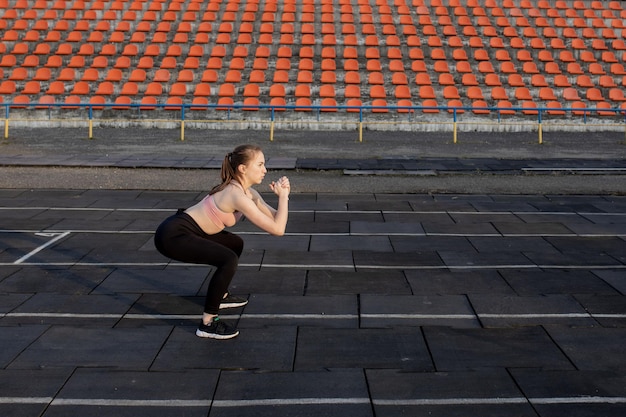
[496,101,516,115]
[61,95,82,109]
[589,63,606,75]
[35,95,56,109]
[368,72,384,85]
[438,73,454,86]
[225,70,242,83]
[10,95,30,109]
[462,74,478,86]
[586,88,605,101]
[421,99,439,113]
[500,62,517,74]
[611,64,626,75]
[443,86,460,100]
[447,99,465,114]
[169,83,187,97]
[531,75,549,87]
[160,57,177,69]
[199,70,217,84]
[418,86,436,100]
[269,84,286,98]
[320,85,335,98]
[139,97,157,110]
[153,70,171,83]
[491,87,509,101]
[33,68,51,82]
[120,82,139,97]
[515,87,533,101]
[563,88,582,102]
[344,85,361,99]
[467,87,484,100]
[520,101,538,115]
[70,81,90,95]
[193,84,211,97]
[127,69,146,82]
[595,101,616,116]
[33,43,51,55]
[243,84,260,98]
[609,88,626,101]
[273,71,289,83]
[367,60,381,72]
[112,96,132,110]
[176,70,194,83]
[81,69,100,82]
[0,80,16,95]
[485,74,502,86]
[217,84,235,97]
[472,101,490,115]
[576,75,595,88]
[0,54,17,67]
[544,62,562,75]
[599,75,617,88]
[391,73,408,86]
[554,74,572,87]
[145,83,163,96]
[545,101,566,115]
[95,82,114,96]
[539,87,557,101]
[8,67,27,81]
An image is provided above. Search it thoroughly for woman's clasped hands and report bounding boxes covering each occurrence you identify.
[270,176,290,198]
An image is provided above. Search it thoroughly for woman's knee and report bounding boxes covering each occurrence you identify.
[220,249,240,272]
[219,232,244,257]
[233,237,244,257]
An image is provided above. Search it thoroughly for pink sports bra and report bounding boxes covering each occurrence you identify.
[202,194,243,229]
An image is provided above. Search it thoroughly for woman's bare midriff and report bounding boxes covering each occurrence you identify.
[185,203,224,235]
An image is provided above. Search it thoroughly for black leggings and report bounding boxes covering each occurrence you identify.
[154,209,244,315]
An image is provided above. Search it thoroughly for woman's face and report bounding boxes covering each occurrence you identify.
[240,151,267,185]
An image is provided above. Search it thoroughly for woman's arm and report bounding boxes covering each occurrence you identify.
[232,180,290,236]
[250,188,277,218]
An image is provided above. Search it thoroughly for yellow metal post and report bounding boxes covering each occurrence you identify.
[538,122,543,144]
[180,120,185,141]
[88,119,93,139]
[269,121,274,141]
[453,121,457,144]
[358,122,363,142]
[4,119,8,139]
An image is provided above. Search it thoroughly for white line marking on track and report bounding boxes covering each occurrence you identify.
[374,397,529,405]
[3,229,626,239]
[213,398,371,407]
[530,396,626,404]
[12,231,70,264]
[4,312,625,321]
[2,227,626,238]
[1,396,625,407]
[0,206,625,214]
[523,167,626,172]
[5,313,122,319]
[1,262,625,270]
[360,314,477,319]
[479,313,592,319]
[374,396,626,406]
[50,398,213,407]
[0,397,53,404]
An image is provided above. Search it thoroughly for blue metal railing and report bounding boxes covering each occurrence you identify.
[2,101,625,143]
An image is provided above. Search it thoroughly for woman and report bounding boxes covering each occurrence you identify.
[154,144,290,339]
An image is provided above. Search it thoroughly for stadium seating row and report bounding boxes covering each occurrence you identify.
[0,0,625,114]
